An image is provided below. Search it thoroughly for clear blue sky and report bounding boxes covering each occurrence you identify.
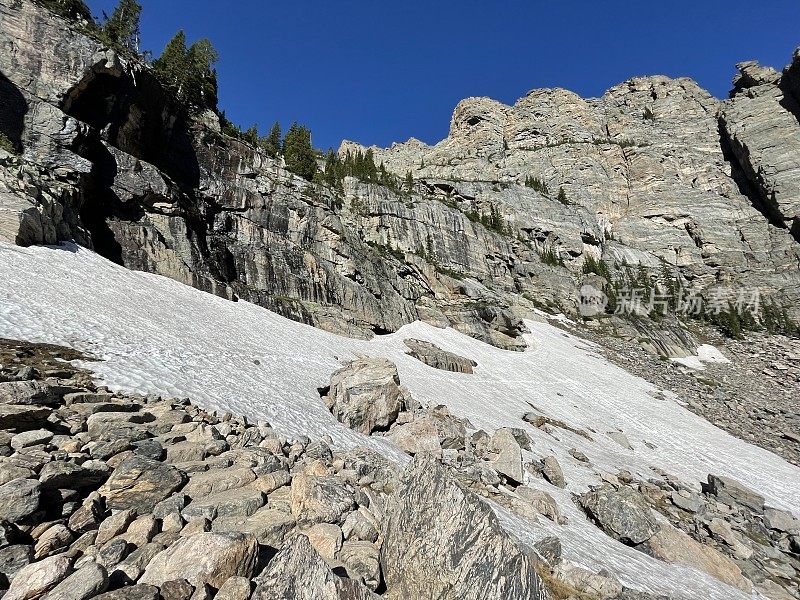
[85,0,800,151]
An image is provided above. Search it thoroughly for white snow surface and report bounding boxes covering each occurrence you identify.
[671,343,731,370]
[2,243,797,600]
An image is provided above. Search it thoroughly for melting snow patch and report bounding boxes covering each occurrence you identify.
[671,344,730,370]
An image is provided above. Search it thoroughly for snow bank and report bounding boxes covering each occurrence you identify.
[1,243,795,599]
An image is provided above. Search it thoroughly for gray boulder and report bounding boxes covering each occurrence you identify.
[705,474,765,513]
[403,339,477,374]
[41,562,108,600]
[0,478,41,522]
[579,485,659,545]
[323,358,407,434]
[252,535,374,600]
[99,457,186,513]
[381,454,546,600]
[489,428,524,483]
[4,553,73,600]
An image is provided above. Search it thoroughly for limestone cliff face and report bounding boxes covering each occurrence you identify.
[1,0,798,353]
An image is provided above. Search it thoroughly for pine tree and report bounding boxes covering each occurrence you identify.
[283,123,316,181]
[262,122,282,157]
[153,32,218,110]
[405,171,414,192]
[153,31,188,91]
[185,39,219,108]
[243,125,259,146]
[557,187,569,205]
[101,0,142,51]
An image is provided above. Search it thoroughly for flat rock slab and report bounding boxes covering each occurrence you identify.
[100,457,186,514]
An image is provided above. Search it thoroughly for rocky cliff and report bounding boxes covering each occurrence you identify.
[1,0,799,357]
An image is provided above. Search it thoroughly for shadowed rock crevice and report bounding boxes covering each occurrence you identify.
[0,72,27,151]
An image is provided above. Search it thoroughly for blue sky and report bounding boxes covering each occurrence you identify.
[85,1,800,151]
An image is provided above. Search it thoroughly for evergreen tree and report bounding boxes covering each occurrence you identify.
[262,122,282,158]
[101,0,142,51]
[557,187,569,205]
[283,123,316,181]
[243,125,259,146]
[153,32,219,110]
[405,171,414,192]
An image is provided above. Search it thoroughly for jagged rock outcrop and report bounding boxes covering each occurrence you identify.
[720,56,800,237]
[380,454,547,600]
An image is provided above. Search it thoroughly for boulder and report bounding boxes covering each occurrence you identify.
[516,486,564,523]
[387,417,442,455]
[644,523,751,592]
[403,339,477,373]
[214,576,252,600]
[0,544,33,583]
[100,457,186,513]
[0,405,52,430]
[4,553,73,600]
[211,507,296,547]
[553,561,624,599]
[705,474,765,513]
[0,478,41,522]
[252,535,374,600]
[339,540,381,591]
[763,507,799,533]
[140,532,258,589]
[290,474,355,526]
[541,455,566,488]
[304,523,342,561]
[489,428,524,483]
[381,454,546,600]
[93,585,159,600]
[181,488,264,521]
[10,429,53,451]
[0,381,65,405]
[41,562,108,600]
[181,467,256,499]
[323,358,406,434]
[579,485,659,545]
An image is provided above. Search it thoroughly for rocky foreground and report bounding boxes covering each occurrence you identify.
[1,338,799,600]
